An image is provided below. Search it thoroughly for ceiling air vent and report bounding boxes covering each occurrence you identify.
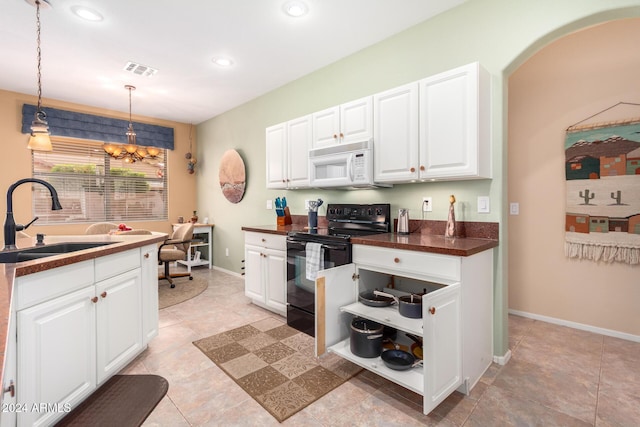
[123,61,158,77]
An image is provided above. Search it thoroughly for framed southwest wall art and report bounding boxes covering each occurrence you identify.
[565,109,640,265]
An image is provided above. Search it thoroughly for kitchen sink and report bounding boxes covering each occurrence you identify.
[0,242,115,263]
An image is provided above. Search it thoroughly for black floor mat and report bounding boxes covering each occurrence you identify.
[55,375,168,427]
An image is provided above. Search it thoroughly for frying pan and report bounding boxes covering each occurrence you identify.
[381,348,423,371]
[359,290,395,307]
[405,333,423,360]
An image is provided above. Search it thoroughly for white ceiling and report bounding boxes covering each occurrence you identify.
[0,0,465,124]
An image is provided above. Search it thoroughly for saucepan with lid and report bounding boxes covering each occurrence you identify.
[374,290,424,318]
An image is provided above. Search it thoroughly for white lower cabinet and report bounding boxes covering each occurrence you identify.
[316,245,492,415]
[95,269,142,384]
[244,232,287,316]
[17,287,97,427]
[9,247,153,427]
[141,244,159,344]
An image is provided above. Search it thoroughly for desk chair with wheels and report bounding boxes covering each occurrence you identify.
[158,223,194,288]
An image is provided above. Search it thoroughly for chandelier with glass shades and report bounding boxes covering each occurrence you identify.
[103,85,160,163]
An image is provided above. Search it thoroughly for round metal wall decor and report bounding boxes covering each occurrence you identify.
[219,149,246,203]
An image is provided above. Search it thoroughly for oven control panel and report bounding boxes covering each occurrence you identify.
[327,203,390,225]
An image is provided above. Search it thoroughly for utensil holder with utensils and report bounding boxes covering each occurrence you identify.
[275,196,292,225]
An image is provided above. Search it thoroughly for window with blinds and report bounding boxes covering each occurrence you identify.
[32,139,168,224]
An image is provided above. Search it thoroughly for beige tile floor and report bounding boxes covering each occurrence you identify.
[123,268,640,426]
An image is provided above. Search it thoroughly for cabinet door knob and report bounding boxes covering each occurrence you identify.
[91,296,98,303]
[101,291,108,299]
[261,238,266,242]
[393,257,400,263]
[3,380,15,397]
[429,307,436,315]
[333,134,338,139]
[410,167,415,173]
[420,165,425,171]
[339,132,344,138]
[144,253,150,258]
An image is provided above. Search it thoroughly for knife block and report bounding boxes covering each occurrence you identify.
[277,207,292,226]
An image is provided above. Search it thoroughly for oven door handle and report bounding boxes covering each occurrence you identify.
[321,244,347,251]
[287,240,347,251]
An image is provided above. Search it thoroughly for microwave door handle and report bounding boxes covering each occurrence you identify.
[348,153,354,182]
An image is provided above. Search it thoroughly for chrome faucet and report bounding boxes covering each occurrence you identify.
[4,178,62,250]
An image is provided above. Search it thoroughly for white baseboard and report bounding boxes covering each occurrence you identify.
[509,309,640,343]
[212,265,243,278]
[493,349,511,365]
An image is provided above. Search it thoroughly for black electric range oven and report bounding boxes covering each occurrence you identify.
[286,203,390,337]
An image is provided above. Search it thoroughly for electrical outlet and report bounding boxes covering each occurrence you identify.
[422,197,433,212]
[510,202,520,215]
[266,199,273,210]
[225,248,229,256]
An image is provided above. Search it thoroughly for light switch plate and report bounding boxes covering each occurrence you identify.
[510,202,519,215]
[477,196,490,213]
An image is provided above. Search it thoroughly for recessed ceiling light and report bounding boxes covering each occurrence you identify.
[282,1,308,17]
[70,5,103,21]
[212,57,234,67]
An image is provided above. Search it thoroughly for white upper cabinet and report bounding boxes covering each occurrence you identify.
[312,96,373,149]
[373,82,420,182]
[266,115,312,189]
[287,115,312,188]
[266,122,288,189]
[266,62,491,189]
[418,62,491,180]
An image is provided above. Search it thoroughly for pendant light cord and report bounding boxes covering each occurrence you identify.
[128,86,133,124]
[35,0,44,117]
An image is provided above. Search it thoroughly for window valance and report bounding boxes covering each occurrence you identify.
[21,104,174,150]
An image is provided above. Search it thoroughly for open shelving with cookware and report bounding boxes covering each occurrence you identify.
[315,243,493,415]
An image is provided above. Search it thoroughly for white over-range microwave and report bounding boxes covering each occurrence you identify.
[308,140,390,189]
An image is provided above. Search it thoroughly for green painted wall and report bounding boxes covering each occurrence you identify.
[196,0,640,357]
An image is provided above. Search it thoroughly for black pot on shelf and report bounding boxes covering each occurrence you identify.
[350,318,384,358]
[398,294,423,318]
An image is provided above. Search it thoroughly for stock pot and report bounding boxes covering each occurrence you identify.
[350,318,384,358]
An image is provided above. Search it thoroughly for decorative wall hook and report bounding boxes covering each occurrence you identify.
[186,124,196,174]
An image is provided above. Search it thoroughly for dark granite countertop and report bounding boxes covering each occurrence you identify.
[242,218,499,257]
[241,224,307,235]
[0,232,167,391]
[351,233,499,256]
